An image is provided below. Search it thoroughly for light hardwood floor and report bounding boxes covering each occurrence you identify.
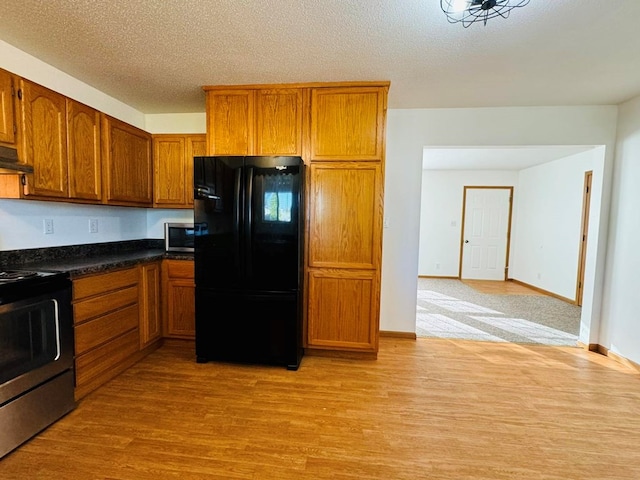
[2,338,640,479]
[460,279,546,296]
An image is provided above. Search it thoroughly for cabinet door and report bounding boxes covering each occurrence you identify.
[19,79,68,198]
[255,88,303,156]
[0,69,16,145]
[306,269,378,352]
[310,86,386,161]
[166,279,195,338]
[139,262,161,348]
[153,135,187,207]
[102,114,152,206]
[162,260,195,339]
[206,90,254,155]
[308,162,383,269]
[67,99,101,201]
[185,135,206,206]
[153,134,206,208]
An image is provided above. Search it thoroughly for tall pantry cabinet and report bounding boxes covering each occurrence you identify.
[306,86,387,355]
[204,82,389,357]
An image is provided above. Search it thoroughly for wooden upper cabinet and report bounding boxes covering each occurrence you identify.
[153,135,186,207]
[67,99,101,201]
[255,88,303,156]
[153,134,206,208]
[19,79,68,198]
[185,135,206,206]
[310,86,387,161]
[206,89,254,155]
[308,162,383,269]
[0,68,17,145]
[101,114,152,206]
[204,86,304,157]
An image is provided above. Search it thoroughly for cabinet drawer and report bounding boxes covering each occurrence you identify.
[166,260,194,279]
[75,329,140,388]
[73,268,139,300]
[74,285,138,324]
[74,304,139,355]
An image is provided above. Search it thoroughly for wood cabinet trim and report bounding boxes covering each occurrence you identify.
[203,81,390,91]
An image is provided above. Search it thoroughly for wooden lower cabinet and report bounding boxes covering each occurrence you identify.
[305,162,383,356]
[72,264,161,400]
[139,261,162,348]
[162,259,195,339]
[306,269,379,353]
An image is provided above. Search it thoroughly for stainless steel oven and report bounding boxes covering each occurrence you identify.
[0,270,75,458]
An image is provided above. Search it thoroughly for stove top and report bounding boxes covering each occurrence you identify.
[0,270,40,282]
[0,270,62,283]
[0,270,71,305]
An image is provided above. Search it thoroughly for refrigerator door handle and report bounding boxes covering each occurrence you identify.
[245,166,254,280]
[234,167,243,274]
[195,186,221,200]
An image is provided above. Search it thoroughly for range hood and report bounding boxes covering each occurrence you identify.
[0,145,33,174]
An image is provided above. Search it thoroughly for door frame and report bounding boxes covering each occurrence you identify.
[458,186,514,281]
[575,171,592,306]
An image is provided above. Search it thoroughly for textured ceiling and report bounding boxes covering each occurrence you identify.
[1,0,639,114]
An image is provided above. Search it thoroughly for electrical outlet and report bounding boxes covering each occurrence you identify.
[44,218,54,234]
[89,219,99,233]
[435,263,441,270]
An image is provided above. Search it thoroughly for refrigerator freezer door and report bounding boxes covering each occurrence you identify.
[195,288,302,370]
[194,156,244,289]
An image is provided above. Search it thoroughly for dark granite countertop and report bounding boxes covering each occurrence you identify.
[0,240,193,278]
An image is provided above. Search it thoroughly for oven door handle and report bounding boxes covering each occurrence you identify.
[52,299,61,361]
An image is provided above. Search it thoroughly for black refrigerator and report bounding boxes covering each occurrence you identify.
[193,155,304,370]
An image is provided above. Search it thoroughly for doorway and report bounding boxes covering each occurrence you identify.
[417,146,602,346]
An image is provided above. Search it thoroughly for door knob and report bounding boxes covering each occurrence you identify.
[464,240,469,243]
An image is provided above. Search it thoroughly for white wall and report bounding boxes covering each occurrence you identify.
[146,209,194,239]
[418,169,518,277]
[0,199,146,250]
[598,95,640,365]
[509,150,596,299]
[382,107,617,349]
[145,113,206,134]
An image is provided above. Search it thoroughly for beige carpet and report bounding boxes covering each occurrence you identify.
[416,278,581,346]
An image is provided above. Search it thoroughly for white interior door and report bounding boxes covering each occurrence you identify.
[461,187,511,280]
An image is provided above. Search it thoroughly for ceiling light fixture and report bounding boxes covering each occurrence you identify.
[440,0,530,28]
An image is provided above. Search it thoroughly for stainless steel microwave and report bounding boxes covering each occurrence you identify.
[164,223,195,252]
